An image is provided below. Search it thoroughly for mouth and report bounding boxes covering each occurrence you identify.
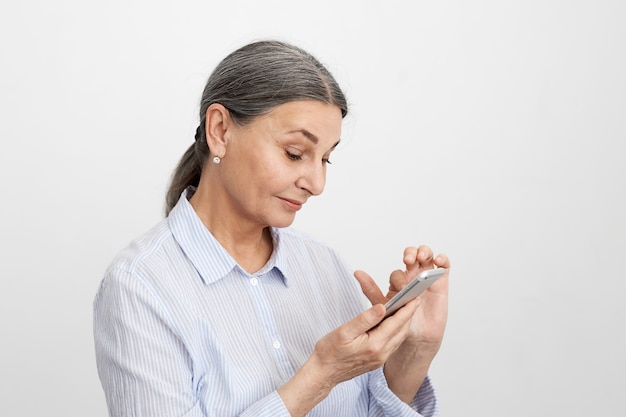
[279,197,304,211]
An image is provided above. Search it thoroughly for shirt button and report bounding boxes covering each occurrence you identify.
[250,277,258,286]
[272,340,281,349]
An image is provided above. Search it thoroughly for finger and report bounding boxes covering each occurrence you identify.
[434,253,451,269]
[416,245,434,267]
[388,269,409,293]
[403,245,434,267]
[345,304,386,337]
[402,247,418,267]
[354,270,386,305]
[404,245,435,276]
[427,255,450,294]
[372,298,419,341]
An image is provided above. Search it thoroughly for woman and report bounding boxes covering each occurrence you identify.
[94,40,450,417]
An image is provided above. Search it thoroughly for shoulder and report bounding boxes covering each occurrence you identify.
[97,218,183,299]
[106,218,175,275]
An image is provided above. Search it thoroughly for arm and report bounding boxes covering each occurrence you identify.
[355,246,450,405]
[94,269,203,417]
[94,270,291,417]
[277,302,421,417]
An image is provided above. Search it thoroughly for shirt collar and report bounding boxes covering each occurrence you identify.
[168,187,289,286]
[267,227,290,285]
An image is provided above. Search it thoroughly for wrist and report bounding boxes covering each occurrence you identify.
[384,346,433,404]
[300,353,335,395]
[398,335,442,359]
[277,355,333,417]
[396,346,439,373]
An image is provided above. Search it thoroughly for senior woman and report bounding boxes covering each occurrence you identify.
[94,39,450,417]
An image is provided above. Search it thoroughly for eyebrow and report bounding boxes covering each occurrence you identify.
[290,129,341,149]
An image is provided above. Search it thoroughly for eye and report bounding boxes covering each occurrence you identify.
[286,150,303,161]
[322,157,332,165]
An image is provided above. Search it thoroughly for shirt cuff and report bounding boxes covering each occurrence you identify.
[368,367,439,417]
[239,391,291,417]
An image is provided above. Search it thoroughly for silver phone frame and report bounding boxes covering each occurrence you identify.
[383,268,445,317]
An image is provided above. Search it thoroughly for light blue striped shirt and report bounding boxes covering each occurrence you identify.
[94,189,439,416]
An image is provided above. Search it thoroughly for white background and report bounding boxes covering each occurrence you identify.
[1,1,624,416]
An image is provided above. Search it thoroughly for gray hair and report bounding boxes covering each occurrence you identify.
[165,40,348,215]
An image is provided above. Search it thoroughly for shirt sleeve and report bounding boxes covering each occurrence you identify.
[93,268,292,417]
[366,368,439,417]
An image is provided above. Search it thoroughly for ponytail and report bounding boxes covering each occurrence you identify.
[164,124,209,215]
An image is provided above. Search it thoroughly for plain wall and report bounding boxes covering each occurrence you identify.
[1,1,624,415]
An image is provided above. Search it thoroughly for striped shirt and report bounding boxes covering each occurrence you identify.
[93,188,439,416]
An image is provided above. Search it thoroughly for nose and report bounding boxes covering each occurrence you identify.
[296,163,326,196]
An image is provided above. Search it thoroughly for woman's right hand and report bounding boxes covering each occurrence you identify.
[277,300,419,417]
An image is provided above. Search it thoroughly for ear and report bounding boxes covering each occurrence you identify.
[204,103,232,158]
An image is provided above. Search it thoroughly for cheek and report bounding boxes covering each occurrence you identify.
[258,171,287,197]
[238,160,283,200]
[227,141,293,198]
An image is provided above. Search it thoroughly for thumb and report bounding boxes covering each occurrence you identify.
[354,270,386,305]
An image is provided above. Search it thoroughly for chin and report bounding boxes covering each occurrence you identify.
[268,214,297,229]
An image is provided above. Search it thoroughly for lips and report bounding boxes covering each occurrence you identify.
[280,197,304,211]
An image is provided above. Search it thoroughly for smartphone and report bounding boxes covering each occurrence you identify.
[383,268,445,318]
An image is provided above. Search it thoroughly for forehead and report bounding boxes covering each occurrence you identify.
[258,100,343,145]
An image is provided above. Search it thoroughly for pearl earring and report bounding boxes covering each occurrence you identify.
[212,156,221,164]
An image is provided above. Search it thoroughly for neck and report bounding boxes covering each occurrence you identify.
[189,182,273,274]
